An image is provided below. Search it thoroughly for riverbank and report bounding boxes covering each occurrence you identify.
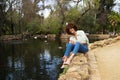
[0,34,56,40]
[58,36,120,80]
[0,34,115,41]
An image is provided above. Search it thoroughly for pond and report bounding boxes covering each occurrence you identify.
[0,39,66,80]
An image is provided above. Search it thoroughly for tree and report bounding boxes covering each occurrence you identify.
[0,0,6,35]
[5,0,22,34]
[97,0,115,34]
[22,0,43,33]
[108,11,120,34]
[55,0,69,35]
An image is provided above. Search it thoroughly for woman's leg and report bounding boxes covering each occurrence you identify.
[64,43,74,57]
[64,42,88,64]
[72,42,88,54]
[61,43,74,68]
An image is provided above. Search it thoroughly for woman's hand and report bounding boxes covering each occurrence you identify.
[69,40,76,44]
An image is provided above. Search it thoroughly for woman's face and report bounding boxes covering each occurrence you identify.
[69,28,76,34]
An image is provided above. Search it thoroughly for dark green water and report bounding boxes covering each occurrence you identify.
[0,39,66,80]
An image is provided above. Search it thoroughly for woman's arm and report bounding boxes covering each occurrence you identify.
[76,30,89,44]
[69,36,77,44]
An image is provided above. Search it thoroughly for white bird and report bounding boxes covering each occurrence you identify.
[34,36,37,39]
[58,46,63,49]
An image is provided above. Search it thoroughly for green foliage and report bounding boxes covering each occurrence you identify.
[108,12,120,23]
[108,11,120,33]
[27,18,41,34]
[66,7,80,22]
[60,66,69,75]
[44,17,61,34]
[93,0,100,9]
[79,14,95,30]
[116,24,120,33]
[99,0,114,12]
[1,0,119,35]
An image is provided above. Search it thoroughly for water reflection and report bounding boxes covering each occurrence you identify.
[39,49,62,80]
[0,39,65,80]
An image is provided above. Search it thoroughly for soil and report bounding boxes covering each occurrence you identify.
[94,40,120,80]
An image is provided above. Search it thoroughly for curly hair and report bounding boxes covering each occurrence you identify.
[65,22,78,35]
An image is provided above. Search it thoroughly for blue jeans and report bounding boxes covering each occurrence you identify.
[64,42,89,57]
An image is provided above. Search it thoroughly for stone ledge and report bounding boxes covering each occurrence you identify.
[59,54,89,80]
[88,51,101,80]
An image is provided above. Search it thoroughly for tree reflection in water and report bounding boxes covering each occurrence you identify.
[0,39,65,80]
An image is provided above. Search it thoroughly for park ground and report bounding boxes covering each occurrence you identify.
[93,37,120,80]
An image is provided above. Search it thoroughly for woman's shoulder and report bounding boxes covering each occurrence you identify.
[77,30,85,33]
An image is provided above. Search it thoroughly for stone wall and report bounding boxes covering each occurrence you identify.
[0,34,22,40]
[0,34,56,40]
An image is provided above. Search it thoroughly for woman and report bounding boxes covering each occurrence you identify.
[61,22,89,68]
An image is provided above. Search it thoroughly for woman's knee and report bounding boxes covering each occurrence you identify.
[67,43,74,47]
[75,42,81,46]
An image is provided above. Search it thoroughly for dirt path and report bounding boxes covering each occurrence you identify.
[93,40,120,80]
